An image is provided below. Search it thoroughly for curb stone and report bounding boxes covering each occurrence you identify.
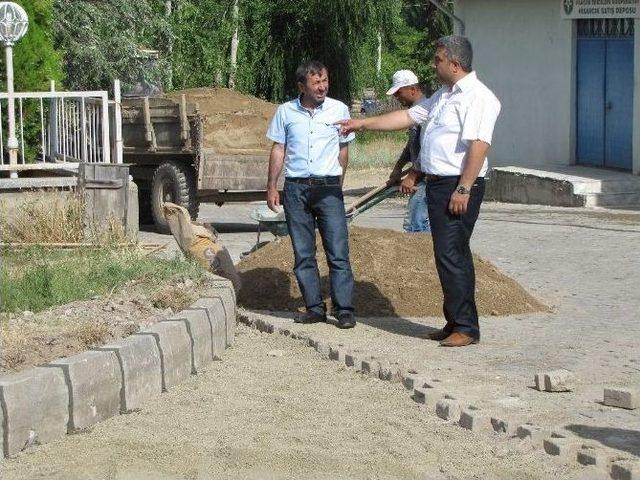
[0,275,235,458]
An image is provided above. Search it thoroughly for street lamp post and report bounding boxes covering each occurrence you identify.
[0,2,28,179]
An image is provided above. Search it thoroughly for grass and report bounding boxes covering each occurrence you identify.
[349,133,408,170]
[0,247,206,313]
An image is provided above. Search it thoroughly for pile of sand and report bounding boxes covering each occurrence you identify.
[166,88,277,156]
[237,227,547,317]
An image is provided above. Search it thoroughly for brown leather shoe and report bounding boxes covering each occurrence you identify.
[439,332,479,347]
[427,329,451,341]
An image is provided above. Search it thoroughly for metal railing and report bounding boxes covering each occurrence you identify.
[0,80,123,174]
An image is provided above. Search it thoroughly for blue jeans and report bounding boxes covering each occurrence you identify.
[283,179,354,315]
[403,180,431,233]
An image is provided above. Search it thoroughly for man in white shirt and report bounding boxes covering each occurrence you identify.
[338,36,501,347]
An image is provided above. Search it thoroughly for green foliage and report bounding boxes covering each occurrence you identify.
[52,0,171,92]
[0,247,205,313]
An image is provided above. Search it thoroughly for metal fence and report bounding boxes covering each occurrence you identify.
[0,80,123,175]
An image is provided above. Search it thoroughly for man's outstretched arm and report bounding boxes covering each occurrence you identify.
[337,110,415,135]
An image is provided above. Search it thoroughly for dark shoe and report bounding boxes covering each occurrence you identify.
[337,312,356,329]
[294,311,326,324]
[439,332,479,347]
[426,329,451,341]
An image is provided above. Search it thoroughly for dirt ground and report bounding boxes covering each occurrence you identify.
[0,277,208,374]
[166,87,276,155]
[0,324,578,480]
[237,226,547,317]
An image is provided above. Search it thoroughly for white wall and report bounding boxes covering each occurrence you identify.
[454,0,576,169]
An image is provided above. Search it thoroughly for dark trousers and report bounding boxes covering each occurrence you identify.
[283,178,354,315]
[426,176,485,339]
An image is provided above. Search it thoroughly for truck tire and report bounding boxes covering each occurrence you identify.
[151,161,199,233]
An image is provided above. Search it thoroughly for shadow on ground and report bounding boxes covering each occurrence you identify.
[566,424,640,457]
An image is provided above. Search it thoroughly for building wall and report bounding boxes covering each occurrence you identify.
[454,0,576,169]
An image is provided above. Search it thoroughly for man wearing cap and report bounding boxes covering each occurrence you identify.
[386,70,430,233]
[337,35,501,347]
[265,60,357,329]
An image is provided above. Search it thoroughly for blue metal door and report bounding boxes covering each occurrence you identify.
[576,19,634,171]
[604,39,634,169]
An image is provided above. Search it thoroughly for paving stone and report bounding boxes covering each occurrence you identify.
[360,358,381,378]
[344,352,363,370]
[166,310,213,373]
[459,406,492,432]
[135,321,192,391]
[378,361,403,383]
[490,416,516,435]
[577,444,611,468]
[543,435,581,458]
[189,294,234,348]
[315,341,331,359]
[412,386,441,407]
[403,373,429,391]
[95,335,162,412]
[604,387,639,410]
[611,461,640,480]
[0,367,69,457]
[48,350,122,431]
[516,424,549,445]
[328,345,347,362]
[534,369,575,392]
[436,398,461,421]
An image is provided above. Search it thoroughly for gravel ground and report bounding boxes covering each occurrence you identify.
[0,324,575,480]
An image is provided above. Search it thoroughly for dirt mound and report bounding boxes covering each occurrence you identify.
[166,87,277,155]
[237,227,547,317]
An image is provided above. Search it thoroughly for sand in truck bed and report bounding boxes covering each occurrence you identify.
[166,87,277,156]
[237,227,547,317]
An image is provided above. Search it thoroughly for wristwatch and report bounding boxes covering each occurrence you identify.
[456,184,471,195]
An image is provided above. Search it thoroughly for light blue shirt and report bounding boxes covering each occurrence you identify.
[266,96,355,178]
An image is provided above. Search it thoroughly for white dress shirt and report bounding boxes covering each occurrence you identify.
[408,71,501,177]
[266,96,355,178]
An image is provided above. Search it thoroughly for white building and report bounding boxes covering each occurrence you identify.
[453,0,640,180]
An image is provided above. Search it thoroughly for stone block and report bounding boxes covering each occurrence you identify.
[0,367,69,456]
[436,398,461,421]
[361,358,381,378]
[135,321,192,391]
[491,417,516,435]
[577,444,610,468]
[166,310,214,372]
[191,295,233,349]
[328,345,346,362]
[412,386,441,407]
[516,424,549,444]
[378,361,403,383]
[95,335,162,412]
[534,369,574,392]
[185,305,226,360]
[459,407,492,432]
[48,350,121,431]
[604,387,639,410]
[345,352,363,370]
[611,461,640,480]
[543,435,581,458]
[403,373,428,391]
[315,341,331,359]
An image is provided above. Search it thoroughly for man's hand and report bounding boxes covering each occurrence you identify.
[448,190,470,215]
[266,187,280,213]
[387,166,403,185]
[400,169,420,194]
[335,118,365,136]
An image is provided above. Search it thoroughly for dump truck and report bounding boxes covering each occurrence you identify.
[120,88,279,231]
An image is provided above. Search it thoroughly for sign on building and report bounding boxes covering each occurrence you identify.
[561,0,640,18]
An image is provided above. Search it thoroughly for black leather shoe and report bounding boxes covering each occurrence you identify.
[337,312,356,329]
[294,311,326,324]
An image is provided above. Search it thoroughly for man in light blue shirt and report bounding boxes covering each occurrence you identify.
[266,60,356,328]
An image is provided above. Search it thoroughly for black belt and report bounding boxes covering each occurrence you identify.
[424,174,456,182]
[285,176,341,186]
